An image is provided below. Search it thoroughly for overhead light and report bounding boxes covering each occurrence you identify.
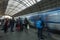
[37,0,41,2]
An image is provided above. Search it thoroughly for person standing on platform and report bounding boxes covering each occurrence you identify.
[4,18,10,33]
[10,17,15,32]
[1,19,5,30]
[16,17,23,31]
[24,18,29,32]
[35,17,44,40]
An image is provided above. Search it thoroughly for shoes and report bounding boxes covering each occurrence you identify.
[38,38,42,40]
[11,31,14,32]
[38,38,44,40]
[41,37,44,39]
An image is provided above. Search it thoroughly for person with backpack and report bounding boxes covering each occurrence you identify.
[35,17,44,40]
[24,18,29,32]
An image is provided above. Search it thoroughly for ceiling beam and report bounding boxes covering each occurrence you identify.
[7,0,28,14]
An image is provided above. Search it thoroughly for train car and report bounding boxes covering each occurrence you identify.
[29,8,60,33]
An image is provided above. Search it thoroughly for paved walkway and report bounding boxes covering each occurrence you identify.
[0,28,59,40]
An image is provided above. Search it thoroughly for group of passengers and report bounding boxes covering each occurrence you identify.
[1,17,29,33]
[1,16,47,40]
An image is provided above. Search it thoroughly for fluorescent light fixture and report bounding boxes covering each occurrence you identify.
[37,0,41,2]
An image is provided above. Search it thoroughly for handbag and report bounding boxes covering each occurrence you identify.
[27,24,29,29]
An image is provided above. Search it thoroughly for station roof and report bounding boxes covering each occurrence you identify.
[0,0,60,17]
[5,0,41,16]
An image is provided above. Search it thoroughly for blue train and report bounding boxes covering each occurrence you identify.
[29,7,60,32]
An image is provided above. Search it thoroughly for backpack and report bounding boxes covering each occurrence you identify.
[36,20,43,29]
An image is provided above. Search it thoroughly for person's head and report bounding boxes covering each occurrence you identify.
[5,18,9,21]
[36,16,41,21]
[12,17,14,20]
[18,17,21,19]
[25,18,27,20]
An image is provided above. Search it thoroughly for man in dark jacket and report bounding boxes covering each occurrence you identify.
[10,17,15,32]
[24,18,29,32]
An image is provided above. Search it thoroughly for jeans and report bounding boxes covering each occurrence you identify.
[10,25,14,31]
[38,28,43,39]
